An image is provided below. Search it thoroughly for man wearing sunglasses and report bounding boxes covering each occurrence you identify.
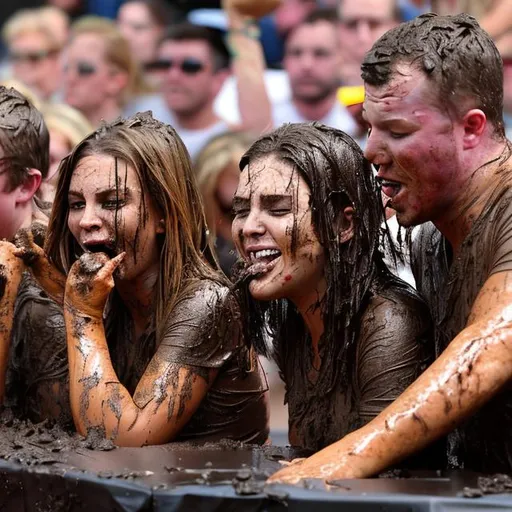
[154,23,234,160]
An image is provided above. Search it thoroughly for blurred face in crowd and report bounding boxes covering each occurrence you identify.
[158,39,228,117]
[274,0,317,37]
[284,20,341,103]
[63,33,125,117]
[9,31,61,99]
[118,2,163,65]
[338,0,398,85]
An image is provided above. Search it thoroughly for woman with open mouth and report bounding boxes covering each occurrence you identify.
[231,122,440,476]
[19,111,269,447]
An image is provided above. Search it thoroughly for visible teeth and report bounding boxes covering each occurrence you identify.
[250,249,281,262]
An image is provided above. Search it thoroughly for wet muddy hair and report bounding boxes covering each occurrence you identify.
[0,86,49,191]
[238,122,389,389]
[362,13,505,138]
[45,111,223,342]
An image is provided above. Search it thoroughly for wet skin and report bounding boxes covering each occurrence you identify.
[232,155,326,312]
[62,155,219,446]
[269,64,512,484]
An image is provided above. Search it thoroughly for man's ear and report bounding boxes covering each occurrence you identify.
[337,205,354,244]
[156,218,165,234]
[15,168,42,205]
[462,109,486,150]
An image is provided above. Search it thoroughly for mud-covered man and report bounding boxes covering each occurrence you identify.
[270,13,512,482]
[0,87,69,424]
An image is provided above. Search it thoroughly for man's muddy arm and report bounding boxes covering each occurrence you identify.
[224,1,273,134]
[269,271,512,483]
[0,243,25,403]
[64,307,217,446]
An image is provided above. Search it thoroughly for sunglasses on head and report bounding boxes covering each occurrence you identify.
[9,49,57,64]
[64,61,98,77]
[145,57,204,74]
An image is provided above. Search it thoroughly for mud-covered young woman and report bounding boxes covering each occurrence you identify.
[24,112,268,447]
[232,123,436,466]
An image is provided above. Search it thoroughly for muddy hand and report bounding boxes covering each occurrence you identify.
[13,227,66,304]
[0,241,26,300]
[65,252,125,317]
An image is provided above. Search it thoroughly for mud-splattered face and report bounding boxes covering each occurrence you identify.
[232,155,325,304]
[67,154,163,281]
[363,63,467,227]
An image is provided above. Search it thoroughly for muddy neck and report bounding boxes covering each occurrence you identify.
[173,104,221,131]
[292,91,338,123]
[290,278,327,367]
[434,141,511,254]
[114,263,159,337]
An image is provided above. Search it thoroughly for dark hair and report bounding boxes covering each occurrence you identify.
[122,0,176,28]
[237,122,391,391]
[361,13,505,138]
[0,86,49,190]
[303,7,339,25]
[159,22,230,72]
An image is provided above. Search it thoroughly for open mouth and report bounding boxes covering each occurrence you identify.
[379,179,403,199]
[83,243,117,259]
[245,249,282,277]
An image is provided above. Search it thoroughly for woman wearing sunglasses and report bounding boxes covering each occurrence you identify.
[63,17,151,128]
[18,112,269,446]
[232,123,439,473]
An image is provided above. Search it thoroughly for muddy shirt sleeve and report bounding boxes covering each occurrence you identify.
[355,290,432,425]
[491,196,512,274]
[157,282,243,369]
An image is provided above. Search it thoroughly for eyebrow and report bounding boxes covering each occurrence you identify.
[67,187,132,198]
[232,196,249,209]
[260,194,292,208]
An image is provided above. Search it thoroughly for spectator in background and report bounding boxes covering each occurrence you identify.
[117,0,175,71]
[2,8,66,101]
[338,0,400,86]
[46,0,85,20]
[155,23,242,160]
[62,16,150,127]
[38,103,92,212]
[195,131,254,276]
[226,5,357,136]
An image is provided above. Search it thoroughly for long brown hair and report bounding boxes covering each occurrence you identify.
[45,111,224,342]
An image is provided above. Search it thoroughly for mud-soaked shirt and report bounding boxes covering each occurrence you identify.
[279,278,433,453]
[7,277,269,444]
[105,280,269,444]
[411,176,512,472]
[5,273,72,427]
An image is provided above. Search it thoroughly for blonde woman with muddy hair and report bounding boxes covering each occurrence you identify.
[195,131,254,276]
[3,8,65,101]
[62,16,151,128]
[18,112,269,446]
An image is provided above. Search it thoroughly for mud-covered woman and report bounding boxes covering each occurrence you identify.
[17,112,269,446]
[231,123,438,467]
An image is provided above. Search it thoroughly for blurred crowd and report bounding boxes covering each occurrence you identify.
[2,0,512,437]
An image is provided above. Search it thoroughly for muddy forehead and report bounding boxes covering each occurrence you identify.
[239,156,301,194]
[70,156,143,195]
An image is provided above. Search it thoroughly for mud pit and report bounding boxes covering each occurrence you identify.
[1,411,512,511]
